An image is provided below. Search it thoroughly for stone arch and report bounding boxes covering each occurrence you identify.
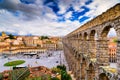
[90,30,96,40]
[74,50,78,58]
[78,54,82,61]
[99,73,109,80]
[89,29,97,58]
[76,53,82,80]
[88,63,94,70]
[79,33,82,39]
[83,32,88,40]
[78,33,83,54]
[81,57,87,79]
[96,24,117,66]
[101,25,113,39]
[87,63,95,80]
[82,32,89,54]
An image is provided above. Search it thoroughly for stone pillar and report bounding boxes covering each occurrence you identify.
[80,60,87,80]
[116,27,120,79]
[76,58,80,80]
[86,69,92,80]
[78,39,83,54]
[82,40,88,54]
[96,39,109,66]
[76,39,80,52]
[76,57,81,80]
[86,67,95,80]
[89,40,96,58]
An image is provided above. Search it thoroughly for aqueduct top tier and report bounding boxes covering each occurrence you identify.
[66,3,120,38]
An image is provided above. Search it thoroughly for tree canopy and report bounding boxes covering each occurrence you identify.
[8,34,15,39]
[40,36,49,40]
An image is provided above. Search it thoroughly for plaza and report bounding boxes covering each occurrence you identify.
[0,50,68,72]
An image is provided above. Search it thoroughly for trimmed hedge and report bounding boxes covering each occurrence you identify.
[4,60,25,66]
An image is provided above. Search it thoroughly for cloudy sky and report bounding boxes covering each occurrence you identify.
[0,0,119,36]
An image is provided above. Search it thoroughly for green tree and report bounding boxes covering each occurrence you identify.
[113,38,118,43]
[8,34,15,39]
[40,36,49,40]
[61,71,72,80]
[56,65,72,80]
[57,65,66,71]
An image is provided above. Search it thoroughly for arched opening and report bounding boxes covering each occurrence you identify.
[101,26,117,64]
[83,32,89,54]
[89,30,97,58]
[76,54,81,80]
[84,32,88,40]
[78,33,83,55]
[101,26,112,38]
[99,73,109,80]
[89,63,94,70]
[98,25,117,66]
[87,63,95,80]
[90,30,96,41]
[79,33,82,40]
[81,58,87,79]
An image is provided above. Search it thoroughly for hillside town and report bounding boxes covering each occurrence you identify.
[0,32,63,55]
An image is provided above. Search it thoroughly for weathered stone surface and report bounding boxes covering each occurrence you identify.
[63,3,120,80]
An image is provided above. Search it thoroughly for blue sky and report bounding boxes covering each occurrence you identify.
[0,0,119,36]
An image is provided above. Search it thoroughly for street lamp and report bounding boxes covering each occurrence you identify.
[60,51,62,65]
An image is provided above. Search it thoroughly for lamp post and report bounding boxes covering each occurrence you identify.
[60,51,62,65]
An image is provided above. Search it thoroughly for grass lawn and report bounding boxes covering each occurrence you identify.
[4,60,25,67]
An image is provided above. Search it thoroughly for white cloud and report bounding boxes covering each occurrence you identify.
[64,11,72,19]
[45,13,57,19]
[13,24,20,27]
[0,0,119,36]
[58,4,66,14]
[85,0,120,17]
[108,28,117,37]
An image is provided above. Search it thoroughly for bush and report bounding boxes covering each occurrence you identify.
[51,67,61,74]
[56,65,72,80]
[9,68,30,80]
[0,73,3,80]
[57,65,66,71]
[51,77,59,80]
[61,71,72,80]
[41,74,51,80]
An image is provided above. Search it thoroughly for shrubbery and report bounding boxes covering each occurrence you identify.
[0,73,3,80]
[51,77,59,80]
[57,65,66,71]
[25,74,59,80]
[52,65,72,80]
[9,68,30,80]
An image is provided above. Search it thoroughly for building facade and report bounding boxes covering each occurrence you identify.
[108,37,117,63]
